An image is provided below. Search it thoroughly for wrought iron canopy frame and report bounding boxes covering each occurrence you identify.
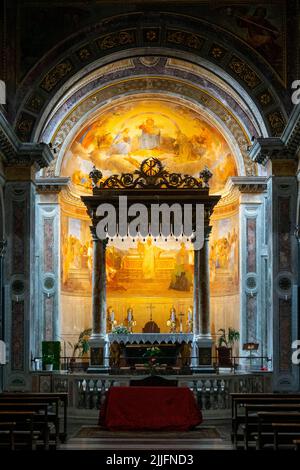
[81,159,220,233]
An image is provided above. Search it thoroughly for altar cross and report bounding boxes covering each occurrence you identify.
[147,304,155,321]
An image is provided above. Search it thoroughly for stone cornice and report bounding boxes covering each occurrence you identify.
[247,137,292,166]
[0,111,53,170]
[35,177,70,193]
[230,176,268,193]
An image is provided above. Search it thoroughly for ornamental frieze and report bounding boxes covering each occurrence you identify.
[228,56,261,89]
[40,60,73,93]
[96,30,136,50]
[166,29,204,50]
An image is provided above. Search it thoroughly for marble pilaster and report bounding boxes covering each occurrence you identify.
[231,177,269,368]
[35,178,69,358]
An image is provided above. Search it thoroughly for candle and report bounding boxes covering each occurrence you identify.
[128,310,132,321]
[171,311,175,322]
[111,311,114,322]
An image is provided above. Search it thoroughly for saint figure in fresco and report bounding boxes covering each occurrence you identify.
[237,7,281,64]
[111,128,131,155]
[169,243,192,292]
[141,238,162,280]
[138,118,161,150]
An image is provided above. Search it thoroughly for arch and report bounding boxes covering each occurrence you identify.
[14,12,289,144]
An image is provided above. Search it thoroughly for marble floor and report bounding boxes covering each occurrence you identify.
[61,419,233,450]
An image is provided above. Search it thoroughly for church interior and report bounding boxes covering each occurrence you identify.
[0,0,300,453]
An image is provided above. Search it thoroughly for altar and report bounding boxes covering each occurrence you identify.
[81,158,220,371]
[109,333,193,367]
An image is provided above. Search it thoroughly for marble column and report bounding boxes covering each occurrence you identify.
[89,227,107,369]
[193,226,213,368]
[199,230,211,338]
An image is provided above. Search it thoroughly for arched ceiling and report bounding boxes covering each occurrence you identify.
[14,11,290,145]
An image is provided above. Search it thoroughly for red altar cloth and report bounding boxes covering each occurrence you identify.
[99,386,202,431]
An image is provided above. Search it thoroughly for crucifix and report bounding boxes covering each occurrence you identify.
[147,304,155,321]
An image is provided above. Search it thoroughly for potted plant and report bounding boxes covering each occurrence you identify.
[68,328,92,371]
[43,354,54,371]
[217,327,240,367]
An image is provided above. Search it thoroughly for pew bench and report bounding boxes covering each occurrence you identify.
[231,393,300,448]
[243,404,300,450]
[272,423,300,450]
[0,422,16,450]
[0,411,37,450]
[1,392,68,442]
[0,396,60,446]
[0,402,51,449]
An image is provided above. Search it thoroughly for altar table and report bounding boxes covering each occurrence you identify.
[99,386,202,431]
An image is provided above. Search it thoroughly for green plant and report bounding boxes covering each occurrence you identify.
[143,346,161,358]
[43,354,54,365]
[111,325,130,334]
[68,328,92,358]
[217,327,240,348]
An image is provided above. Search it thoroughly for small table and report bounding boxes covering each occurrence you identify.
[99,386,202,431]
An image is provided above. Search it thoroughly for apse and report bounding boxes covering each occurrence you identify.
[59,96,240,354]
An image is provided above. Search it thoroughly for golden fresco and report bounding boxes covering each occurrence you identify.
[62,99,237,193]
[61,214,239,297]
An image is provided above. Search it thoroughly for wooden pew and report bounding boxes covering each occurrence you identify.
[230,393,300,447]
[0,396,60,446]
[1,392,68,442]
[272,423,300,450]
[243,404,300,449]
[293,439,300,450]
[0,422,15,450]
[0,411,36,450]
[0,402,50,449]
[255,411,300,450]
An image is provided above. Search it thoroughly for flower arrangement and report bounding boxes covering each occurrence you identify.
[112,325,130,334]
[143,346,161,357]
[143,346,161,374]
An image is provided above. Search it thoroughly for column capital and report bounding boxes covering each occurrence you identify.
[230,176,268,194]
[90,225,109,246]
[0,111,54,176]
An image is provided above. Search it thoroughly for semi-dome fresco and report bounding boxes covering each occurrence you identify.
[62,99,237,194]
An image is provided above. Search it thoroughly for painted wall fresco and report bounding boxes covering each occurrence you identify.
[210,3,286,80]
[60,211,239,333]
[210,213,239,295]
[61,99,237,194]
